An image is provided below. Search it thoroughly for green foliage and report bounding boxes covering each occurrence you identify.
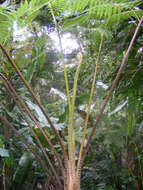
[55,0,143,24]
[58,0,143,45]
[0,136,9,157]
[12,0,48,25]
[0,6,13,43]
[25,37,46,83]
[12,152,34,190]
[0,0,51,42]
[0,0,143,189]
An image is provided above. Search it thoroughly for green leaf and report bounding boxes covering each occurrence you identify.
[62,13,89,29]
[104,185,114,190]
[4,156,14,167]
[19,152,34,166]
[13,152,34,189]
[25,61,36,82]
[75,93,90,106]
[58,105,69,123]
[33,127,50,147]
[0,137,3,147]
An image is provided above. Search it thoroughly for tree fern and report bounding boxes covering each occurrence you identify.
[0,0,50,43]
[12,0,49,25]
[57,0,143,40]
[51,0,142,18]
[50,0,142,22]
[0,6,13,43]
[0,0,141,43]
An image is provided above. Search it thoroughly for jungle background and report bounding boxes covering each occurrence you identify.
[0,0,143,190]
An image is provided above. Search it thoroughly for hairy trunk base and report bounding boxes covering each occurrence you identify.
[64,172,80,190]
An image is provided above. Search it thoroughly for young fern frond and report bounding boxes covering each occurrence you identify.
[49,3,71,169]
[77,36,104,171]
[69,52,82,169]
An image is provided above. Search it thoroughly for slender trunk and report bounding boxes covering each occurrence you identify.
[66,176,80,190]
[64,162,81,190]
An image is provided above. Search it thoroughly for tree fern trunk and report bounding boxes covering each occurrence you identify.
[64,164,81,190]
[65,177,80,190]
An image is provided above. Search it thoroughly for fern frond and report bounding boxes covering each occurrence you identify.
[89,0,95,17]
[93,27,113,39]
[62,12,89,30]
[13,0,48,25]
[59,0,143,38]
[56,0,142,22]
[49,0,68,15]
[0,6,13,43]
[77,0,90,12]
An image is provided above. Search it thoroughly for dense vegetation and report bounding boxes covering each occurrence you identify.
[0,0,143,190]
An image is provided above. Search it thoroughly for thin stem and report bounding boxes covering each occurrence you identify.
[135,144,143,188]
[69,53,83,175]
[80,15,143,168]
[77,36,104,171]
[0,114,49,176]
[0,43,67,162]
[49,3,71,108]
[0,75,63,188]
[126,160,140,190]
[0,73,65,177]
[49,3,71,168]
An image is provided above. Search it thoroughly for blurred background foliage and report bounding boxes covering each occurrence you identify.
[0,0,143,189]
